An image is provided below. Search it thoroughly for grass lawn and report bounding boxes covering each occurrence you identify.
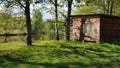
[0,40,120,68]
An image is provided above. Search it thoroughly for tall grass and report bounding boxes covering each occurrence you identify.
[0,40,120,68]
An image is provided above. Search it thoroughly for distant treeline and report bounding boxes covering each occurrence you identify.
[0,33,36,36]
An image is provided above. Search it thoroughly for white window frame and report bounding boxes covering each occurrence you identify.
[83,23,94,33]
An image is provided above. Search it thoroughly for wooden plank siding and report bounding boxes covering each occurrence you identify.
[100,17,120,42]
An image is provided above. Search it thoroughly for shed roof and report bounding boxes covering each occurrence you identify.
[71,14,120,19]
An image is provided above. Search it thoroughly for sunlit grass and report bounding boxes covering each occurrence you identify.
[0,41,26,50]
[0,40,120,68]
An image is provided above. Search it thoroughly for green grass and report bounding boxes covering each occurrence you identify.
[0,40,120,68]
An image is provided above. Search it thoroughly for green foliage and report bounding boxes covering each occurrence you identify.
[0,7,25,42]
[32,19,65,40]
[32,9,45,40]
[0,9,13,34]
[32,9,44,40]
[0,8,25,34]
[75,3,103,15]
[0,41,120,68]
[14,16,26,31]
[75,0,120,16]
[43,20,65,40]
[42,21,55,40]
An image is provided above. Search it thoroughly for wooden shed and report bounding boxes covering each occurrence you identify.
[71,14,120,42]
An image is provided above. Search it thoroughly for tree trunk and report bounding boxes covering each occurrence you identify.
[80,18,86,41]
[25,1,32,46]
[109,1,113,15]
[55,23,59,40]
[65,0,73,41]
[4,33,7,42]
[107,1,113,15]
[55,0,59,40]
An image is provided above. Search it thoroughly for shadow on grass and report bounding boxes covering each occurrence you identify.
[1,54,87,68]
[0,54,118,68]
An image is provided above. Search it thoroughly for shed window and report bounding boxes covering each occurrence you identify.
[83,23,94,33]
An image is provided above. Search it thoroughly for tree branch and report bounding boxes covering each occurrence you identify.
[17,0,25,8]
[59,11,67,19]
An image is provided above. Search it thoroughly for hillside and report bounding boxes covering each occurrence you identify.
[0,41,120,68]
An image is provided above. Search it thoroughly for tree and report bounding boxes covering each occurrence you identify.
[32,9,44,40]
[75,0,120,16]
[48,0,59,40]
[1,0,32,45]
[0,9,13,42]
[54,0,59,40]
[0,8,25,42]
[41,0,60,40]
[46,0,78,40]
[43,20,55,40]
[65,0,73,40]
[24,0,32,45]
[75,3,99,14]
[48,0,74,40]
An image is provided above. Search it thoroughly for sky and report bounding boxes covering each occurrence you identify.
[41,11,53,20]
[31,4,53,21]
[0,5,4,11]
